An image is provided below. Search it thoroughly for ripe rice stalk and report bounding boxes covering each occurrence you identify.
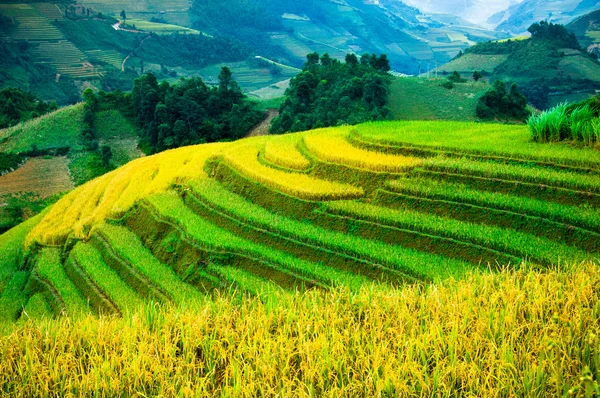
[263,133,312,171]
[221,140,364,201]
[303,128,422,172]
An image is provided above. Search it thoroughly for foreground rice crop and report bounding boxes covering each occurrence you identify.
[0,265,599,396]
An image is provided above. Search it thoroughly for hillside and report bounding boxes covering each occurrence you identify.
[0,2,293,104]
[402,0,524,25]
[435,23,600,109]
[0,120,598,324]
[388,77,490,120]
[488,0,600,34]
[568,8,600,55]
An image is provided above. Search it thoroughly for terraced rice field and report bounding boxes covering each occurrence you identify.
[0,3,101,79]
[1,120,599,322]
[30,41,100,79]
[0,4,64,41]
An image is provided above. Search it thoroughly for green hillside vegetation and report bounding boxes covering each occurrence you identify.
[567,9,600,56]
[388,77,490,121]
[438,21,600,109]
[528,95,600,146]
[0,88,57,129]
[189,0,505,75]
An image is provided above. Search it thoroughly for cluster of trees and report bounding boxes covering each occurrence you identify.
[102,68,263,154]
[270,53,391,134]
[527,21,580,49]
[0,88,57,129]
[476,80,528,120]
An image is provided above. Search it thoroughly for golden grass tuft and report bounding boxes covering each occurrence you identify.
[1,264,599,396]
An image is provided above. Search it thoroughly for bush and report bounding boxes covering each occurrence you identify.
[476,81,528,120]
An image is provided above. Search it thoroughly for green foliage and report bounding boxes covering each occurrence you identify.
[95,225,203,304]
[35,248,90,316]
[0,153,22,175]
[0,88,56,129]
[0,193,57,235]
[527,21,580,49]
[476,81,528,120]
[473,71,483,82]
[448,71,466,83]
[0,104,83,155]
[186,179,470,281]
[271,53,391,134]
[71,243,144,313]
[528,98,600,145]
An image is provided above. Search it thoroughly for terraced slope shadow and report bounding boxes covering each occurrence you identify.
[3,121,600,321]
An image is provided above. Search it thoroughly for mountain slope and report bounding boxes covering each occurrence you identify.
[402,0,524,25]
[489,0,600,34]
[568,8,600,55]
[436,24,600,108]
[189,0,505,74]
[0,119,599,323]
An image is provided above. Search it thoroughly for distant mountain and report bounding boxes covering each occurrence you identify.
[567,8,600,55]
[435,21,600,109]
[401,0,524,25]
[489,0,600,34]
[189,0,506,75]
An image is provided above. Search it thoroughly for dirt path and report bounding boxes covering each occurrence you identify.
[247,109,279,138]
[122,35,153,71]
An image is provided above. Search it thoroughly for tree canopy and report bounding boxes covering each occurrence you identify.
[270,53,392,134]
[108,68,263,154]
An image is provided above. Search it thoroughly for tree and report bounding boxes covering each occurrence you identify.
[120,10,127,20]
[476,80,529,120]
[100,145,112,169]
[473,71,483,82]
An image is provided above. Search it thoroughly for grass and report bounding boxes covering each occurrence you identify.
[1,265,599,395]
[303,128,422,173]
[0,104,83,154]
[187,179,472,281]
[94,224,205,304]
[34,248,90,316]
[222,140,364,201]
[386,177,600,234]
[70,243,144,313]
[22,293,51,320]
[27,143,226,246]
[324,200,591,266]
[354,120,600,169]
[388,77,490,121]
[420,157,600,193]
[121,18,202,35]
[147,191,371,290]
[529,103,600,145]
[0,212,47,295]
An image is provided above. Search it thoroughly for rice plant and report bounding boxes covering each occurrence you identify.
[1,265,599,396]
[528,103,569,142]
[568,105,596,144]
